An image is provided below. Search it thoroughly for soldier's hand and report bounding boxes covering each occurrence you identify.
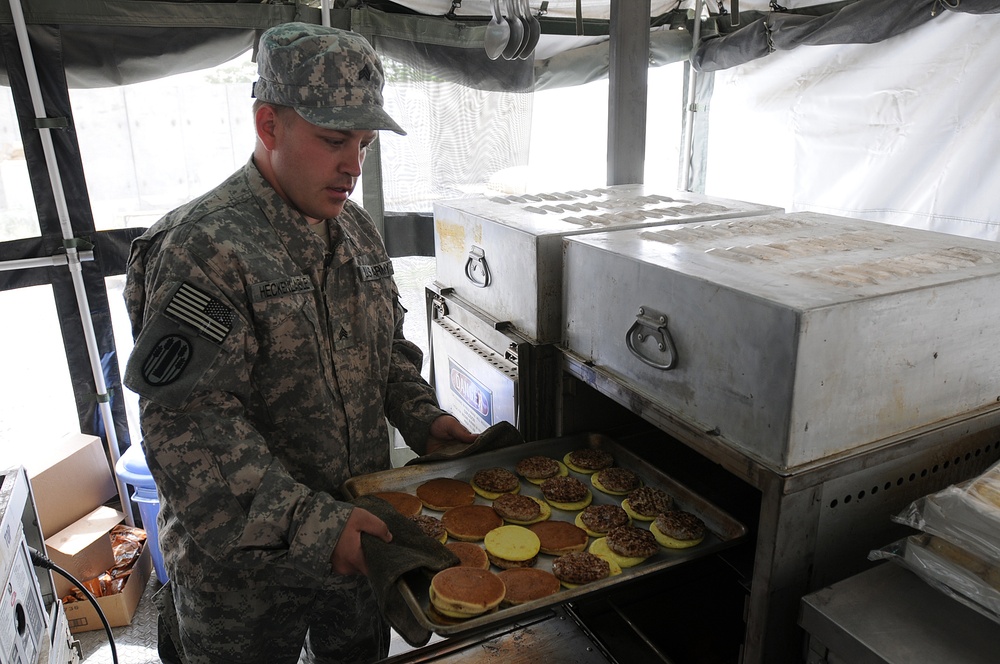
[330,507,391,576]
[426,415,478,456]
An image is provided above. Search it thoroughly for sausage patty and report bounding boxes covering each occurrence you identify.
[409,514,446,541]
[566,449,614,472]
[492,493,542,523]
[593,467,641,494]
[606,525,658,559]
[578,504,630,534]
[654,511,706,541]
[552,551,610,585]
[540,476,589,504]
[473,467,520,494]
[626,486,673,517]
[515,455,561,481]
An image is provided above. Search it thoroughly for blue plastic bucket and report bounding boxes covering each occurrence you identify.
[115,443,168,583]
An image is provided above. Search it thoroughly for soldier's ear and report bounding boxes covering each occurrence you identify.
[255,104,281,150]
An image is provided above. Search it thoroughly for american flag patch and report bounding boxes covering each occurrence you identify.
[165,283,234,344]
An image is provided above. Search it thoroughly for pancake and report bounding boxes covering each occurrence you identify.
[622,486,673,521]
[540,476,593,511]
[575,504,631,537]
[417,478,476,511]
[497,568,561,606]
[551,551,619,588]
[651,511,706,549]
[442,504,504,542]
[591,467,641,496]
[372,491,423,518]
[409,514,447,544]
[528,519,589,555]
[446,541,491,570]
[471,467,521,500]
[484,525,541,570]
[492,493,551,525]
[515,455,569,485]
[599,525,658,567]
[563,449,614,474]
[429,567,506,619]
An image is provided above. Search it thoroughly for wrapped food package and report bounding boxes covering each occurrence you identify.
[871,461,1000,625]
[64,525,147,602]
[894,463,1000,561]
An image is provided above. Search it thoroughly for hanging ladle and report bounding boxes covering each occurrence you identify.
[484,0,510,60]
[518,0,540,60]
[501,0,526,60]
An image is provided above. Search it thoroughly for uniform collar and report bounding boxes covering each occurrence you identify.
[245,159,332,269]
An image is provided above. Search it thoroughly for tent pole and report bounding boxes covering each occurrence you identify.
[7,0,135,526]
[679,0,704,192]
[0,251,93,272]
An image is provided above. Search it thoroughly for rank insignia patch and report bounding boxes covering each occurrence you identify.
[142,335,191,386]
[165,282,234,344]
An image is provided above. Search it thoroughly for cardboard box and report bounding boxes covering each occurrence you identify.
[3,432,118,537]
[45,506,125,598]
[63,542,151,633]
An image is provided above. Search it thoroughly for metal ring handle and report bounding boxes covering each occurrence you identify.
[464,246,491,288]
[625,308,678,370]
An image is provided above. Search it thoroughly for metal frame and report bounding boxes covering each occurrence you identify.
[559,349,1000,663]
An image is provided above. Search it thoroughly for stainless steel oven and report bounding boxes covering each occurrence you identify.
[413,199,1000,663]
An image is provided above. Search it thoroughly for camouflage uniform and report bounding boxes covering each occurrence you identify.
[123,23,444,661]
[124,155,444,661]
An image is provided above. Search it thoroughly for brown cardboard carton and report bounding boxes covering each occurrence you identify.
[45,506,125,598]
[63,543,152,633]
[5,432,118,537]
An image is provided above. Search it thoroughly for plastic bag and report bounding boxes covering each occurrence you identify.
[894,462,1000,561]
[870,534,1000,625]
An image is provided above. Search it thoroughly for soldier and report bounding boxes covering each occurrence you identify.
[123,22,477,663]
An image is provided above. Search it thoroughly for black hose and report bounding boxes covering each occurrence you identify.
[28,546,119,664]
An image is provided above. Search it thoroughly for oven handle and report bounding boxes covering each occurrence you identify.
[464,245,492,288]
[625,306,678,370]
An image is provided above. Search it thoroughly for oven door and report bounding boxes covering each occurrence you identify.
[426,285,559,441]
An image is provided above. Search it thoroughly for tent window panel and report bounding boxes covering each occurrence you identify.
[0,285,79,443]
[521,77,609,193]
[644,62,684,191]
[0,85,40,242]
[69,51,257,233]
[378,50,533,211]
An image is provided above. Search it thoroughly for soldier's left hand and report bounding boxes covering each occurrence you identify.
[426,415,478,456]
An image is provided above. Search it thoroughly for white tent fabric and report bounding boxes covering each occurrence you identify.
[704,10,1000,241]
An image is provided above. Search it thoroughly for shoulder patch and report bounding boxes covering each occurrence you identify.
[165,282,234,344]
[142,335,192,385]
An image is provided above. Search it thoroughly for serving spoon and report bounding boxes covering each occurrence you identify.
[501,0,525,60]
[518,0,540,59]
[484,0,510,60]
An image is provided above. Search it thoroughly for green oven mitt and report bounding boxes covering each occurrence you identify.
[353,494,459,647]
[406,420,524,466]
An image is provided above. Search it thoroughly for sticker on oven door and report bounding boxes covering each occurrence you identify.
[448,358,493,427]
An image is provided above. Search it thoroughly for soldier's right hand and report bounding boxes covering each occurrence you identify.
[330,507,392,576]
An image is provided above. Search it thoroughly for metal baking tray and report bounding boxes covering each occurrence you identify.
[342,433,747,638]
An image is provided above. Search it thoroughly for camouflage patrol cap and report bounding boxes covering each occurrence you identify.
[253,22,405,135]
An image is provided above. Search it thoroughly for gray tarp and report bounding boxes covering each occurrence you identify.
[693,0,1000,72]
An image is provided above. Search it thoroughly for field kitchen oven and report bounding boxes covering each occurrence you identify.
[362,203,1000,663]
[425,186,780,441]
